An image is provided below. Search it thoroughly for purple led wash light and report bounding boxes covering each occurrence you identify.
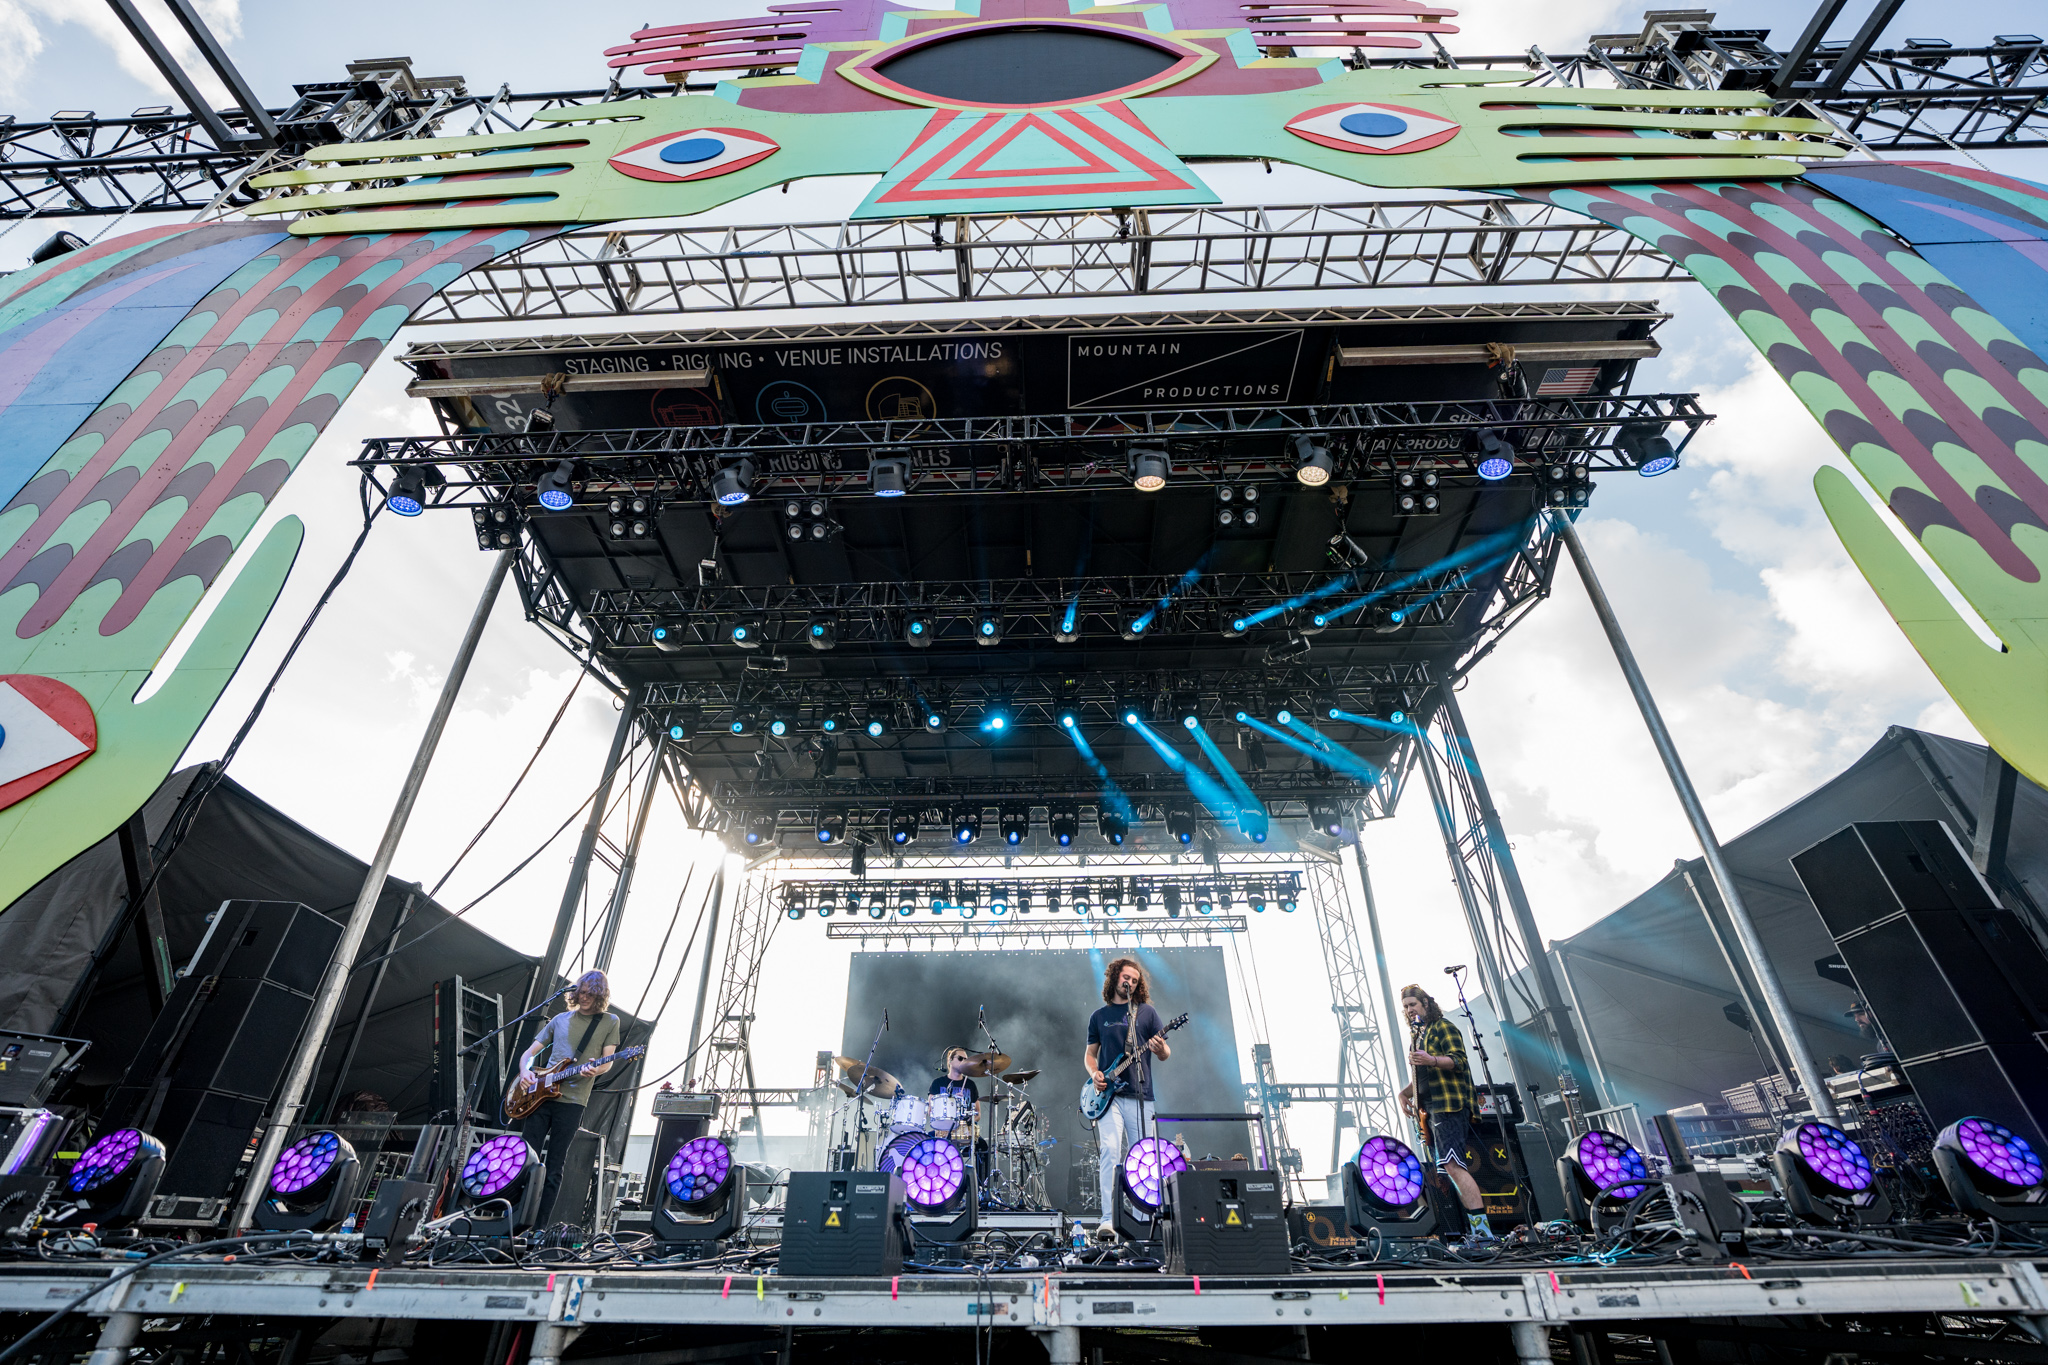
[270,1131,344,1196]
[1121,1137,1189,1208]
[1948,1117,2044,1192]
[68,1129,157,1195]
[1354,1134,1425,1207]
[899,1137,965,1209]
[1787,1121,1875,1194]
[1573,1129,1650,1200]
[461,1134,534,1200]
[666,1137,733,1205]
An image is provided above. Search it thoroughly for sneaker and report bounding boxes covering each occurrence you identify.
[1095,1220,1117,1242]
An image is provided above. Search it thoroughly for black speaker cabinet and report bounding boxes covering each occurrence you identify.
[1440,1113,1531,1231]
[1791,821,2048,1150]
[103,901,343,1200]
[1161,1169,1290,1276]
[781,1171,906,1276]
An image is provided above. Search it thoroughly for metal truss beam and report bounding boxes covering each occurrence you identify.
[694,866,781,1125]
[825,917,1249,941]
[707,771,1382,816]
[783,871,1300,911]
[358,395,1710,508]
[1301,852,1398,1165]
[410,197,1681,322]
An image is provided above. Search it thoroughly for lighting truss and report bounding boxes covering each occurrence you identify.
[710,772,1389,822]
[357,395,1710,507]
[826,917,1249,941]
[782,872,1299,912]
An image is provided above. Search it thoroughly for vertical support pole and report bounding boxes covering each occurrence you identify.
[115,813,171,1014]
[1549,949,1614,1115]
[1352,844,1415,1144]
[321,890,417,1121]
[683,860,729,1089]
[234,547,514,1232]
[594,733,665,973]
[1553,512,1836,1122]
[1440,689,1599,1103]
[1415,744,1513,1017]
[1676,860,1795,1093]
[84,1311,142,1365]
[525,683,645,1016]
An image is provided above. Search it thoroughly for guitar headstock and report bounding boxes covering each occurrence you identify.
[1169,1013,1191,1031]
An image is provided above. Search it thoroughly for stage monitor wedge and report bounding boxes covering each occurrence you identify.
[1791,821,2048,1151]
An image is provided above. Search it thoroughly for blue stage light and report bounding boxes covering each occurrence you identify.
[387,468,429,516]
[866,717,886,739]
[710,459,754,505]
[1182,715,1198,730]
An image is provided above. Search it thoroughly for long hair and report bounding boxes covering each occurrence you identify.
[1102,957,1150,1005]
[571,969,611,1013]
[1399,984,1442,1026]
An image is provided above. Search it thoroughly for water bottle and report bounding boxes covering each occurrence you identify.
[1071,1220,1088,1250]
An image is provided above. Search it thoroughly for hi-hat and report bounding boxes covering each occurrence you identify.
[1002,1069,1040,1084]
[959,1050,1010,1077]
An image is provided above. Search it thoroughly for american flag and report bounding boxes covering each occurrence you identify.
[1535,366,1602,396]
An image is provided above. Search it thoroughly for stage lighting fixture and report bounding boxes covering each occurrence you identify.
[1471,429,1516,481]
[710,458,755,506]
[1545,463,1593,508]
[1265,635,1310,663]
[1175,692,1201,728]
[869,452,911,497]
[897,1135,977,1240]
[952,804,982,844]
[387,467,431,516]
[457,1134,545,1234]
[606,491,658,541]
[1195,888,1214,914]
[1130,442,1171,492]
[727,707,756,736]
[867,896,887,920]
[890,809,919,846]
[784,885,807,920]
[1113,1137,1189,1243]
[1163,886,1182,918]
[898,894,917,917]
[1293,434,1334,486]
[1104,893,1122,916]
[1343,1134,1439,1240]
[1237,806,1270,843]
[1056,699,1081,730]
[807,615,838,650]
[919,696,947,731]
[849,841,864,877]
[651,621,686,654]
[864,709,889,739]
[1248,888,1268,913]
[767,706,794,738]
[665,706,701,743]
[743,811,777,846]
[1773,1121,1892,1227]
[1933,1118,2048,1222]
[1121,609,1150,641]
[1309,798,1345,838]
[816,811,847,844]
[59,1128,165,1229]
[821,711,851,736]
[1165,803,1197,845]
[473,504,522,550]
[1279,875,1300,913]
[650,1135,748,1247]
[1616,423,1678,477]
[1073,893,1091,916]
[252,1129,364,1231]
[974,610,1004,645]
[1045,889,1063,915]
[904,610,936,647]
[979,704,1011,735]
[534,459,578,511]
[524,405,556,435]
[1049,805,1079,847]
[786,518,806,542]
[999,805,1030,845]
[1395,470,1440,516]
[729,616,765,649]
[1099,808,1129,846]
[958,887,979,919]
[1560,1128,1652,1229]
[990,886,1011,916]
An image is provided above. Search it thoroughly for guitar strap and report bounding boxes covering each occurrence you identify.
[574,1012,607,1060]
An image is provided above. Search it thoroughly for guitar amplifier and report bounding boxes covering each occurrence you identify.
[652,1091,719,1118]
[1161,1169,1290,1276]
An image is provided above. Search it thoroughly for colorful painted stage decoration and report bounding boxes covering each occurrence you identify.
[0,222,557,909]
[243,0,1843,233]
[1517,169,2048,787]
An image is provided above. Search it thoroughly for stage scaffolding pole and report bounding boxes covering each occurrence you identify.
[683,859,729,1089]
[1552,511,1838,1122]
[234,546,512,1231]
[523,683,646,1018]
[593,733,667,974]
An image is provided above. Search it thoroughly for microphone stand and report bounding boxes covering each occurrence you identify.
[1444,967,1531,1199]
[845,1009,888,1171]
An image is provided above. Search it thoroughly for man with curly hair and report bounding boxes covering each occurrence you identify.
[1084,957,1171,1241]
[1396,983,1492,1244]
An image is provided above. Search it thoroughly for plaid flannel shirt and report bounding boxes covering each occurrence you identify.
[1415,1017,1476,1114]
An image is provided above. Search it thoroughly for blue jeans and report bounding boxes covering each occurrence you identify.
[1096,1094,1152,1218]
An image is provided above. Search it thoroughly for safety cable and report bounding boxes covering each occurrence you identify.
[427,669,584,899]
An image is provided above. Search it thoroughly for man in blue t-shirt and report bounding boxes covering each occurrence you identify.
[1084,957,1170,1240]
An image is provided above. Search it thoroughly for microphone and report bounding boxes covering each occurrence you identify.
[884,1009,890,1030]
[1443,965,1465,975]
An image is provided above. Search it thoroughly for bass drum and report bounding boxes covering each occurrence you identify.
[876,1133,924,1173]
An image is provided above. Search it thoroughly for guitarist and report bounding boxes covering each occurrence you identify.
[515,970,621,1227]
[1085,957,1170,1241]
[1396,984,1493,1245]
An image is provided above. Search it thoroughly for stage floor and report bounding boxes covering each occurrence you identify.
[2,1257,2043,1332]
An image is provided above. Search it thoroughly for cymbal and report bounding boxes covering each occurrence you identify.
[1003,1069,1040,1084]
[833,1057,900,1096]
[959,1050,1011,1077]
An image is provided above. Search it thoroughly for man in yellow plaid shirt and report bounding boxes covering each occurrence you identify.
[1396,984,1494,1243]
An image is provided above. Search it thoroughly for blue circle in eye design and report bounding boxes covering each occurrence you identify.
[1339,111,1409,139]
[660,137,726,165]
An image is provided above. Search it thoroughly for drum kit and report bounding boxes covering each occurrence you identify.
[825,1050,1054,1208]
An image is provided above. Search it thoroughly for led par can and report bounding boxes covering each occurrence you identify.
[1933,1117,2048,1223]
[1112,1137,1188,1243]
[456,1134,545,1236]
[654,1136,748,1245]
[1772,1121,1892,1228]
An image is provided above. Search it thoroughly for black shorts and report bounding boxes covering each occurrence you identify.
[1427,1110,1473,1170]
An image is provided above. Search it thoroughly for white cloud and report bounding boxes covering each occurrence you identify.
[0,1,45,102]
[5,0,242,107]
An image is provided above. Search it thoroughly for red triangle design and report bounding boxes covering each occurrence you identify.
[954,113,1117,180]
[876,108,1199,206]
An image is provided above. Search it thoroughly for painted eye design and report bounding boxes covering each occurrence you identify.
[608,127,780,183]
[1283,103,1461,156]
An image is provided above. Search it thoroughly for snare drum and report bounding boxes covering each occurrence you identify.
[886,1094,928,1135]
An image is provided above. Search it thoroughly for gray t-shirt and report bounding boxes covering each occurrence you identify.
[539,1010,621,1107]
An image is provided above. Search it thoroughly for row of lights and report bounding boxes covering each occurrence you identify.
[781,877,1303,919]
[669,691,1403,742]
[682,600,1431,649]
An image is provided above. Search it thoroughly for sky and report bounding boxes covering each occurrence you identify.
[3,0,2045,1173]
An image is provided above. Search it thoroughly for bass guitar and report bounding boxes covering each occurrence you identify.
[504,1045,646,1122]
[1078,1013,1189,1121]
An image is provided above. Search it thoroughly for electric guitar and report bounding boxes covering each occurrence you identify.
[504,1046,646,1122]
[1078,1013,1189,1122]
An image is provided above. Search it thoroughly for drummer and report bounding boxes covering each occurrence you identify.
[929,1047,982,1114]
